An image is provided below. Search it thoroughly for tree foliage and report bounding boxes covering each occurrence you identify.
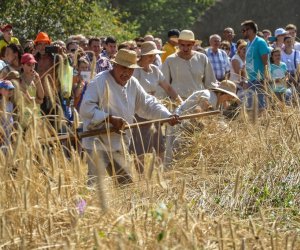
[108,0,216,40]
[0,0,138,43]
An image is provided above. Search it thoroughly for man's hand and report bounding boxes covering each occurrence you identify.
[168,114,180,126]
[108,115,126,131]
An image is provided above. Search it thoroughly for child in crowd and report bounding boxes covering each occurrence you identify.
[0,80,15,148]
[270,48,292,104]
[19,53,44,130]
[73,57,90,111]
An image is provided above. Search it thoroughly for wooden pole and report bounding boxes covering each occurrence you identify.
[43,110,220,143]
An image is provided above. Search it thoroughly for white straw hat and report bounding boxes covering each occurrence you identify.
[111,49,141,68]
[140,41,165,56]
[210,80,240,102]
[171,30,201,44]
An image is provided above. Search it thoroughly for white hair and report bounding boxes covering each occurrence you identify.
[209,34,221,42]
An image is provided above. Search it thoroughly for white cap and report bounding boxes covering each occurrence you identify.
[274,28,288,37]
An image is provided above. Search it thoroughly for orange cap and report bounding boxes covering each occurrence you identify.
[34,32,51,45]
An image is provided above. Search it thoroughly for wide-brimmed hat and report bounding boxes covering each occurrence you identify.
[170,30,201,44]
[0,80,15,90]
[210,80,240,102]
[140,41,165,56]
[0,24,12,32]
[21,53,37,64]
[34,32,51,45]
[111,49,141,68]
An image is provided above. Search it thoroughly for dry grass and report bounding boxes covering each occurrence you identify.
[1,103,300,249]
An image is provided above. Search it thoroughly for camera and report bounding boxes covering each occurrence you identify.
[45,46,59,54]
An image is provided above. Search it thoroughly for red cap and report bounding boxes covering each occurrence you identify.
[0,24,12,32]
[21,53,37,64]
[34,32,51,45]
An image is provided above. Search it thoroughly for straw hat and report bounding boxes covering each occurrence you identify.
[171,30,201,44]
[140,41,165,56]
[111,49,141,68]
[210,80,240,102]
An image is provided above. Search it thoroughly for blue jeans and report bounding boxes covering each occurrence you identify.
[246,80,267,109]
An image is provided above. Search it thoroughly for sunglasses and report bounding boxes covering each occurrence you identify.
[241,28,250,33]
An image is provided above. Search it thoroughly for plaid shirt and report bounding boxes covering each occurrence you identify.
[95,56,112,73]
[205,48,230,81]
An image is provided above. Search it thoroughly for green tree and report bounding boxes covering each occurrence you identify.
[108,0,215,41]
[0,0,138,43]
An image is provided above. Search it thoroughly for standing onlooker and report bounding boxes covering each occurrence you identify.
[229,41,247,85]
[19,53,44,129]
[262,29,272,43]
[0,43,24,78]
[222,27,237,58]
[161,29,180,63]
[269,48,292,104]
[0,24,20,54]
[88,37,111,74]
[102,36,117,59]
[220,40,231,56]
[285,24,300,51]
[154,38,162,50]
[241,20,270,110]
[88,37,101,60]
[0,80,15,148]
[73,57,90,111]
[206,34,231,82]
[281,36,300,87]
[33,32,54,115]
[272,28,289,49]
[66,39,79,54]
[162,30,217,99]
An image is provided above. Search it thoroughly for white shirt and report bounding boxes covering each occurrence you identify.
[294,41,300,51]
[79,71,171,151]
[229,54,245,82]
[133,64,164,94]
[175,89,218,115]
[281,50,300,73]
[162,52,217,98]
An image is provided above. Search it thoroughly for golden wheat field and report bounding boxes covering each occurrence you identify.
[1,102,300,249]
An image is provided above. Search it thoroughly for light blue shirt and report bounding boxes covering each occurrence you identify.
[270,62,287,92]
[246,36,270,81]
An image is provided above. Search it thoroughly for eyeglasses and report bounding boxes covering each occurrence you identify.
[241,28,250,33]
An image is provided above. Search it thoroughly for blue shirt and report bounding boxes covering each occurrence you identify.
[229,42,237,58]
[205,48,231,81]
[246,36,270,81]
